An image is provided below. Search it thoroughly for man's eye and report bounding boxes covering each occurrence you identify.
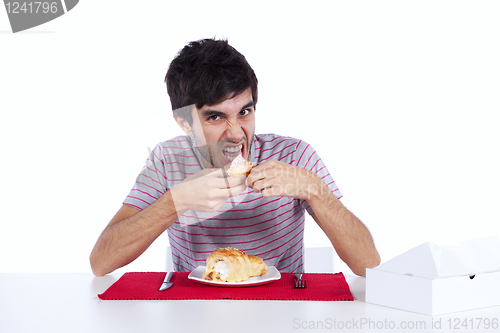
[208,115,220,121]
[240,109,250,116]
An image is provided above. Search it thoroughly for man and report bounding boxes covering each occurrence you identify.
[90,38,380,277]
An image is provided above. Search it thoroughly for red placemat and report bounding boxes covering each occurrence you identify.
[98,272,353,301]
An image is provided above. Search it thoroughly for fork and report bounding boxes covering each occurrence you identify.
[294,273,307,289]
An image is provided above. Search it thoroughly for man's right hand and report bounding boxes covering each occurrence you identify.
[170,168,247,215]
[90,168,246,276]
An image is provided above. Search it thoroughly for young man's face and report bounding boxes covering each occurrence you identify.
[179,88,256,169]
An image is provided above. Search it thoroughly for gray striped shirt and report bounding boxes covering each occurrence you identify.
[123,133,342,272]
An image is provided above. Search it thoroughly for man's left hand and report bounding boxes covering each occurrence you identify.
[246,160,324,200]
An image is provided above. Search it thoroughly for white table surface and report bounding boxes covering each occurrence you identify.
[1,273,499,333]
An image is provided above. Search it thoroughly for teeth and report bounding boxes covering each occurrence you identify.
[223,144,242,153]
[227,155,237,161]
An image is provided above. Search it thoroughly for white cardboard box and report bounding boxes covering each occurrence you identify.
[366,236,500,316]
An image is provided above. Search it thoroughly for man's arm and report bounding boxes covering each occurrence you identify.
[308,193,380,277]
[247,160,380,276]
[89,192,178,277]
[90,169,247,276]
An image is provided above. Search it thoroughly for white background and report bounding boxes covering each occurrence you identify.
[1,1,499,274]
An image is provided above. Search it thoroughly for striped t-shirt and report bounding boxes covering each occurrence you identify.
[123,133,342,273]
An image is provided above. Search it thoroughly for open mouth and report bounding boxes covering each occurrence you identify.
[222,143,246,163]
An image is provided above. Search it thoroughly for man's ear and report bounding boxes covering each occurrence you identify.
[174,115,193,136]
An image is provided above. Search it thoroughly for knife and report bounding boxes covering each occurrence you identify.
[159,271,174,291]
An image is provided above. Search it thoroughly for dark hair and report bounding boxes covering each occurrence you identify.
[165,38,258,125]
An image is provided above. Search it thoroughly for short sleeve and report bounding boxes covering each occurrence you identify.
[294,140,342,215]
[123,144,167,210]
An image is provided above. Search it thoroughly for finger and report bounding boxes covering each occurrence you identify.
[248,161,286,181]
[225,183,248,198]
[246,168,269,188]
[245,174,256,188]
[210,184,247,212]
[260,185,283,198]
[253,159,279,171]
[212,174,246,189]
[209,184,247,207]
[206,168,243,182]
[225,175,246,187]
[251,178,275,194]
[206,168,225,177]
[183,167,220,182]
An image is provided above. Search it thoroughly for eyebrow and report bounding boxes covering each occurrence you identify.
[241,101,256,110]
[200,110,226,119]
[200,101,255,119]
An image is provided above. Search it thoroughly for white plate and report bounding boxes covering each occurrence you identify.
[188,266,281,287]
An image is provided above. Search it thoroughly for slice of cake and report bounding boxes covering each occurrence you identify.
[226,154,254,177]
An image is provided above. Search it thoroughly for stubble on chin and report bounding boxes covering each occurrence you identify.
[197,142,222,169]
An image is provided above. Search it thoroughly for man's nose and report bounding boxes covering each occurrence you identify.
[224,118,244,141]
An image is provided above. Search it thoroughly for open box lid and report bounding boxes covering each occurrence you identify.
[373,236,500,279]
